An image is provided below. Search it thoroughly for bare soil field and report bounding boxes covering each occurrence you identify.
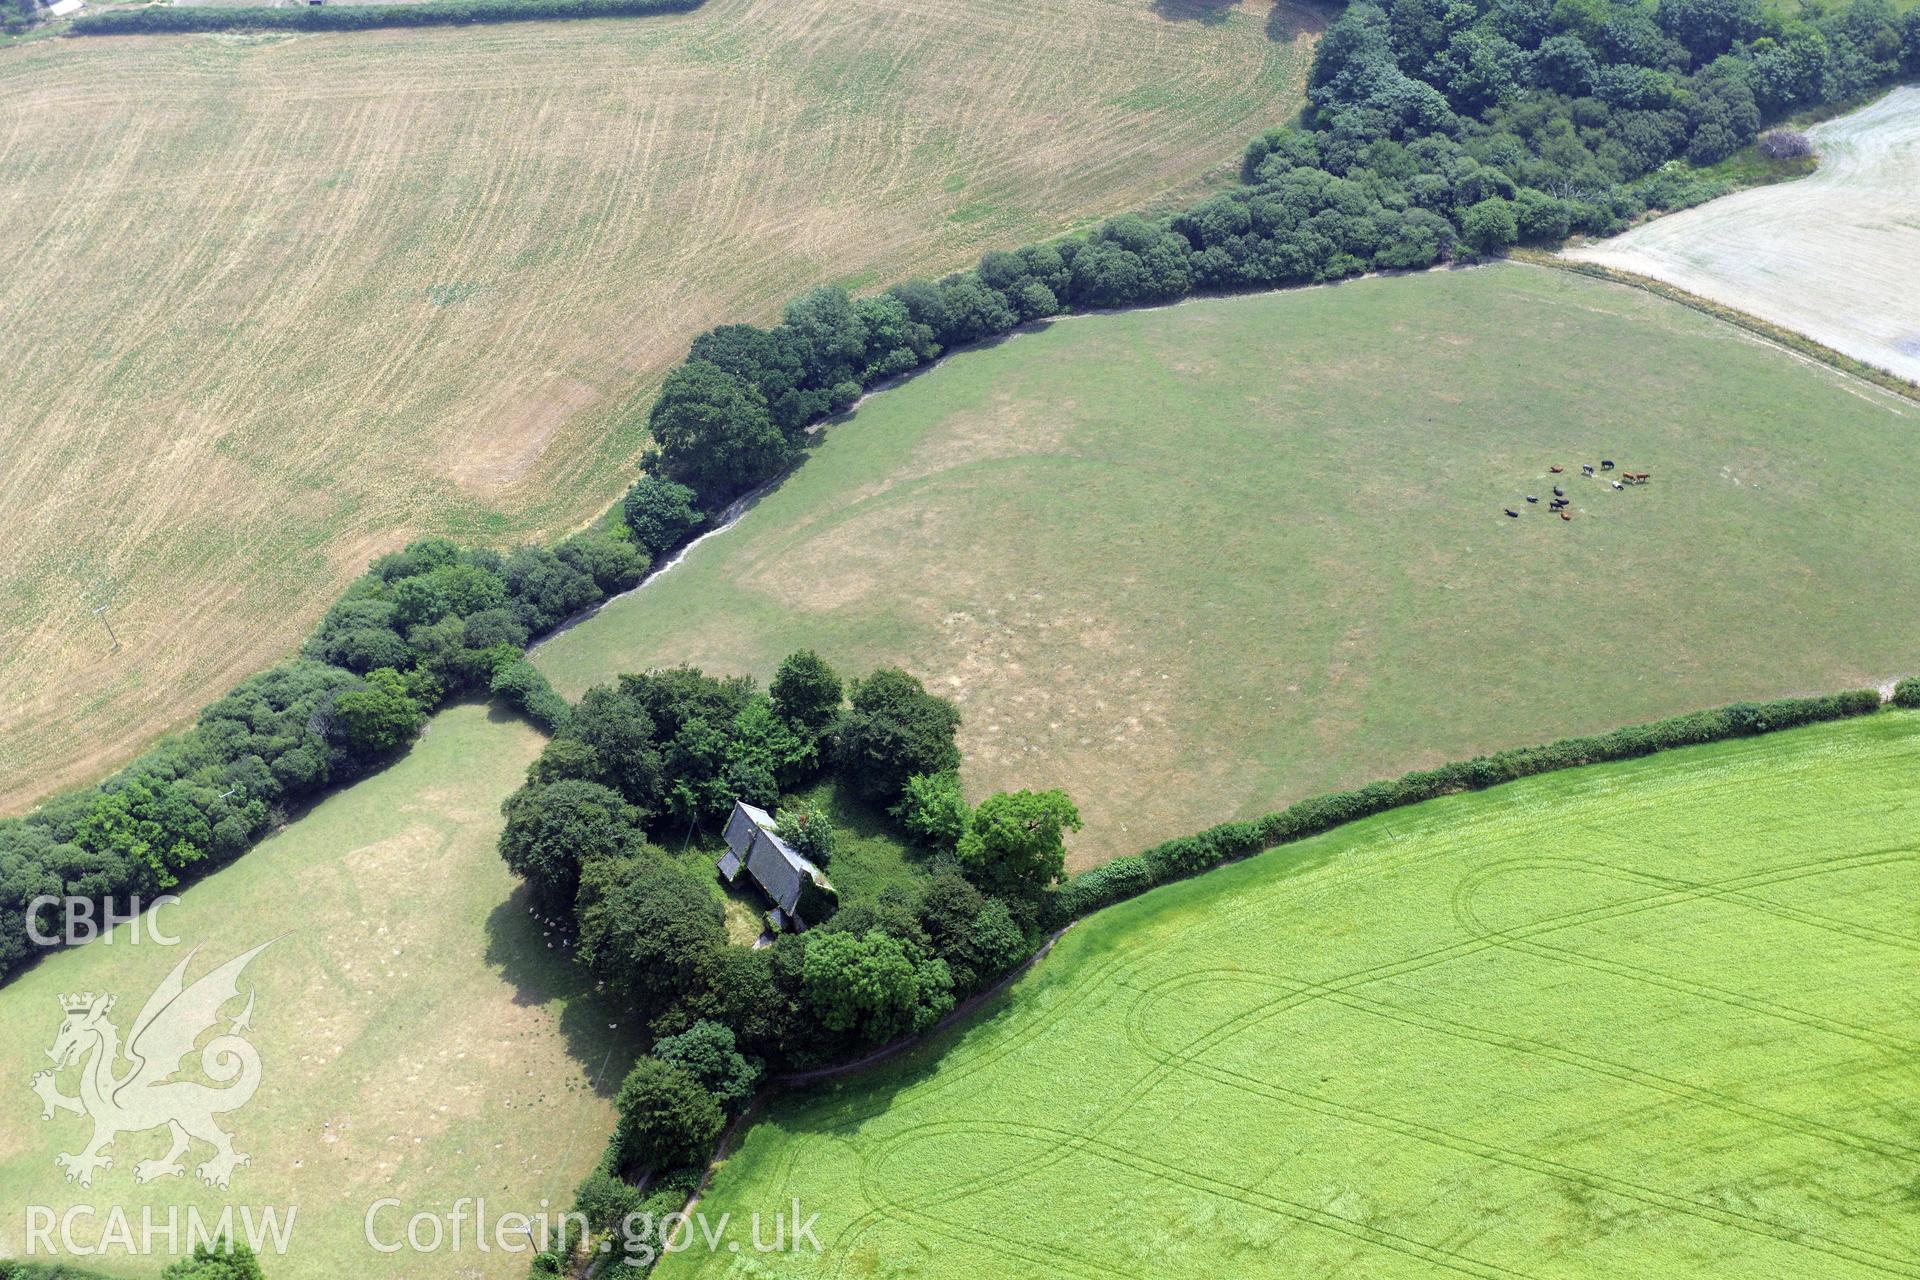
[0,0,1319,813]
[1566,86,1920,385]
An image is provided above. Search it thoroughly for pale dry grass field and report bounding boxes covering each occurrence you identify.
[0,0,1320,812]
[534,266,1920,868]
[1566,86,1920,384]
[0,703,643,1280]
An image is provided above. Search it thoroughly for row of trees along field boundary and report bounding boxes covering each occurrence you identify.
[490,647,1088,1273]
[1044,685,1914,923]
[7,0,1919,991]
[63,0,702,36]
[619,3,1920,516]
[530,680,1918,1274]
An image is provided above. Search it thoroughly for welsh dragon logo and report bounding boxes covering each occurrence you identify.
[29,941,274,1189]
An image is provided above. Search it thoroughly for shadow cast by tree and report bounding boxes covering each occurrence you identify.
[1152,0,1237,24]
[484,884,646,1100]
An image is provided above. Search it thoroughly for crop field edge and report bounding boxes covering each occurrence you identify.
[667,694,1909,1229]
[0,0,1321,817]
[665,707,1920,1279]
[532,263,1920,864]
[1520,251,1920,403]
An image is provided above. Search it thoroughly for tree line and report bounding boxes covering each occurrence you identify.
[0,533,634,981]
[67,0,701,36]
[635,0,1918,512]
[515,664,1901,1269]
[1052,687,1893,921]
[8,0,1914,1038]
[491,651,1081,1271]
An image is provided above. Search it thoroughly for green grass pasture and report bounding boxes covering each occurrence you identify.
[534,264,1920,866]
[0,0,1319,814]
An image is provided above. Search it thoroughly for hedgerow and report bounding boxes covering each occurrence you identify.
[12,0,1917,1042]
[1047,688,1886,923]
[69,0,701,36]
[0,532,645,981]
[624,0,1920,511]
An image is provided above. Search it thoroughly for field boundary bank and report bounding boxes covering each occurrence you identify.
[13,40,1915,989]
[736,690,1906,1096]
[663,690,1917,1261]
[0,260,1902,996]
[1514,250,1920,406]
[1046,688,1897,926]
[67,0,702,36]
[664,923,1077,1237]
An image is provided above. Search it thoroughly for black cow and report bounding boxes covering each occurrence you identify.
[1601,460,1615,470]
[1553,486,1565,497]
[1504,508,1519,518]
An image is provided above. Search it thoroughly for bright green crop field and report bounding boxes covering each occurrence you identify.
[534,263,1920,867]
[663,710,1920,1279]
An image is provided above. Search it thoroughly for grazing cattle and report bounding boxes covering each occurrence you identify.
[1526,495,1539,503]
[1549,498,1567,509]
[1582,464,1595,476]
[1504,508,1520,518]
[1611,480,1624,490]
[1549,465,1565,474]
[1623,471,1651,483]
[1553,486,1565,497]
[1560,511,1571,521]
[1601,460,1615,470]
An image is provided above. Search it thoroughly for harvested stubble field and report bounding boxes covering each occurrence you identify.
[1567,86,1920,385]
[533,264,1920,867]
[0,0,1320,813]
[663,711,1920,1279]
[0,703,645,1280]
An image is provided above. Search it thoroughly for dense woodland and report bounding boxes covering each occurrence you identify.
[639,0,1920,509]
[490,652,1081,1270]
